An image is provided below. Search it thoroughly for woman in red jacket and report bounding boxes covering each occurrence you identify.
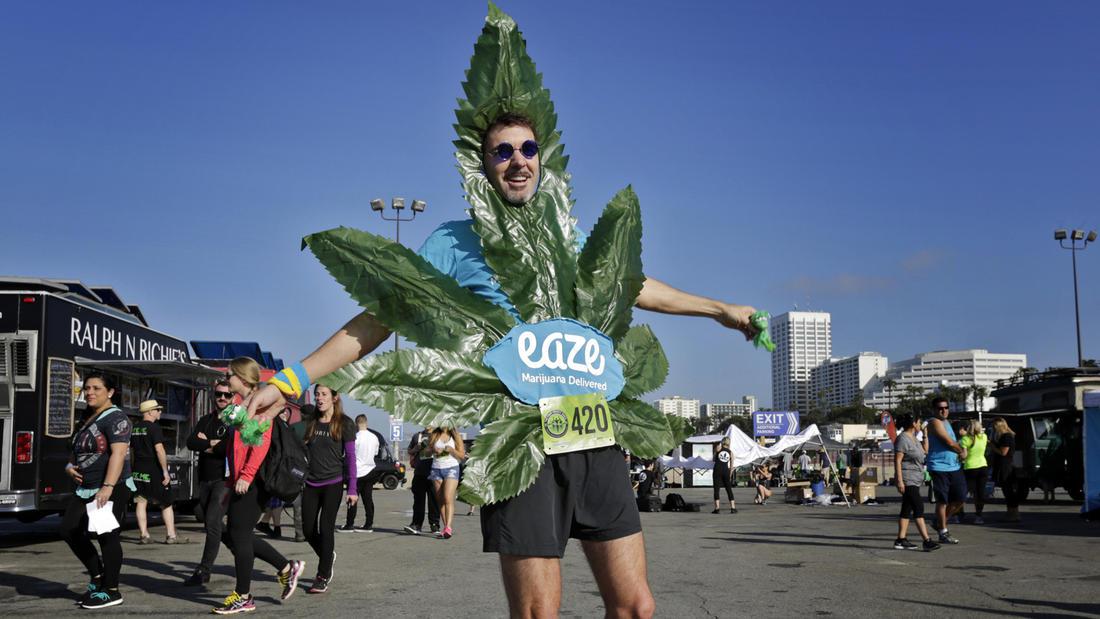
[212,357,306,615]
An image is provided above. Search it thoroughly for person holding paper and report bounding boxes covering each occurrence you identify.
[60,372,134,610]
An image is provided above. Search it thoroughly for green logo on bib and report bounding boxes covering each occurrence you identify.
[544,409,569,438]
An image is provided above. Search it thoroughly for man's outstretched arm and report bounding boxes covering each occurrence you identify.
[636,276,759,340]
[249,311,391,419]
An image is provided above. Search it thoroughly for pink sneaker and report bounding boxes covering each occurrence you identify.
[442,526,453,539]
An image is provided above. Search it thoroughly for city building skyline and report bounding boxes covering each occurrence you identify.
[771,311,833,413]
[864,348,1027,411]
[811,352,889,409]
[654,395,700,420]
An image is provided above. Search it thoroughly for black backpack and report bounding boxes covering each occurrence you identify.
[663,493,688,512]
[258,417,307,502]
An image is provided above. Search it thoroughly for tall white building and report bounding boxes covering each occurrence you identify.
[771,311,832,412]
[864,349,1027,410]
[811,352,889,408]
[654,396,700,419]
[700,396,757,421]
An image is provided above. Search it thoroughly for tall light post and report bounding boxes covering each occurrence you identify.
[372,197,427,351]
[1054,228,1097,367]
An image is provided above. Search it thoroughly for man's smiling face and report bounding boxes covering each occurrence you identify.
[483,124,540,205]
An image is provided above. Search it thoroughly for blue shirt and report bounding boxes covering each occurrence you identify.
[417,219,587,321]
[927,418,961,472]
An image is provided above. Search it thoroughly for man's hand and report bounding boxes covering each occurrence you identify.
[95,485,112,509]
[209,439,220,448]
[235,479,251,495]
[162,469,171,487]
[197,432,208,440]
[716,303,760,341]
[247,384,288,421]
[66,466,83,484]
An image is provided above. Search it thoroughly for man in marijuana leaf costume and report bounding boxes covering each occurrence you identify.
[250,5,765,616]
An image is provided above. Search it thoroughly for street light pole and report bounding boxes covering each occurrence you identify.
[372,197,427,351]
[1054,228,1097,367]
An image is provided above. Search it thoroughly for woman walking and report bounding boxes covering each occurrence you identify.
[712,438,737,513]
[959,419,989,524]
[61,372,134,609]
[991,418,1021,523]
[213,357,305,615]
[302,385,357,593]
[892,414,940,551]
[428,426,466,539]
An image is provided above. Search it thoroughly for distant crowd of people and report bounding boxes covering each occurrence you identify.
[60,357,474,611]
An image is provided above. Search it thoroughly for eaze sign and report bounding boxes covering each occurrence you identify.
[483,318,624,405]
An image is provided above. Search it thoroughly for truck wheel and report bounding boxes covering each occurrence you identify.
[382,474,399,490]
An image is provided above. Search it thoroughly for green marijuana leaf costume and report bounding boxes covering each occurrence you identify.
[305,4,692,506]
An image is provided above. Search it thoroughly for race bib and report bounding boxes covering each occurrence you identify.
[539,392,615,455]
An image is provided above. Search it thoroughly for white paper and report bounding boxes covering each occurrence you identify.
[86,500,120,534]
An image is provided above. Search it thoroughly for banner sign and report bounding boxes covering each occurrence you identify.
[753,411,800,437]
[483,318,624,405]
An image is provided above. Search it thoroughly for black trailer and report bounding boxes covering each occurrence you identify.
[0,278,221,521]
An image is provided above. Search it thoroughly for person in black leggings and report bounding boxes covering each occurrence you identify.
[712,438,737,514]
[302,385,357,594]
[60,373,133,609]
[213,357,305,615]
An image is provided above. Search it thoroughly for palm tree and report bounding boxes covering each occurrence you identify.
[971,384,989,420]
[883,378,898,412]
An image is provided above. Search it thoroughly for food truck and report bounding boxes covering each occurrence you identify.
[0,277,221,521]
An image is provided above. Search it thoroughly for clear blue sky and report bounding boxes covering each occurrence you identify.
[3,2,1098,429]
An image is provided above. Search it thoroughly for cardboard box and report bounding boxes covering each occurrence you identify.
[785,481,812,503]
[853,483,877,504]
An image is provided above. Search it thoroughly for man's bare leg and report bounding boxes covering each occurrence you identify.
[499,555,561,619]
[581,533,655,619]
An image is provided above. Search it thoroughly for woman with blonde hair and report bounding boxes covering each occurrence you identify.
[213,357,305,614]
[302,385,357,594]
[428,425,466,539]
[990,418,1021,522]
[959,419,989,524]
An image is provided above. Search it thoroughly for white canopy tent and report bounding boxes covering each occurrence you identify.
[663,423,851,507]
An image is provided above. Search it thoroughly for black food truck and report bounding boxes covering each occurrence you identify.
[0,277,221,521]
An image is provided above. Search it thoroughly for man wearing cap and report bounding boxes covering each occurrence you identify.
[184,381,233,585]
[132,399,183,544]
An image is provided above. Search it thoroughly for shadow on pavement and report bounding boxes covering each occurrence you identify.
[893,597,1082,619]
[0,571,76,602]
[701,534,883,551]
[1001,598,1100,615]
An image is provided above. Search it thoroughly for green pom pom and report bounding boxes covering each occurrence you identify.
[751,311,776,353]
[239,419,271,446]
[219,404,248,427]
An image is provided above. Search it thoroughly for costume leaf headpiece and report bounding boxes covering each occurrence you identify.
[306,3,690,506]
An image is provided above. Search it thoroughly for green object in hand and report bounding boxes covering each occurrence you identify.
[219,404,248,427]
[238,418,271,446]
[750,311,776,353]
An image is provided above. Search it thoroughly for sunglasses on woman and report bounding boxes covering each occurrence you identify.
[487,139,539,162]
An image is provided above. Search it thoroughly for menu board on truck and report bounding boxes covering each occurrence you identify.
[46,357,75,437]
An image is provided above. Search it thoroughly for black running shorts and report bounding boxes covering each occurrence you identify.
[480,446,641,557]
